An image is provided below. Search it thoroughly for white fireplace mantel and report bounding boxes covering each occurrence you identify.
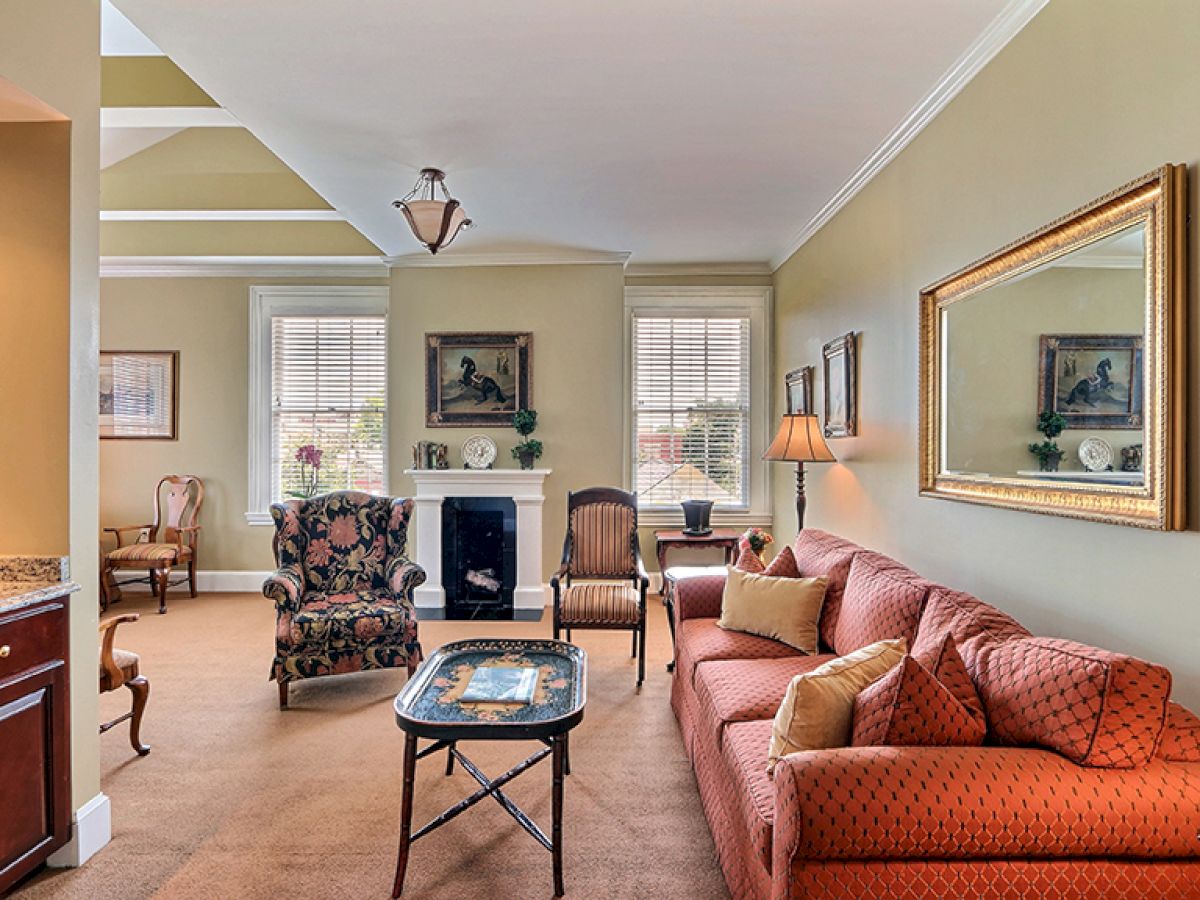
[403,468,551,617]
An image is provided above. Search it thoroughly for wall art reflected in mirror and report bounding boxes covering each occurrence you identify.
[920,166,1186,530]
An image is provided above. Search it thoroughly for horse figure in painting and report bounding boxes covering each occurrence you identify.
[1065,357,1114,407]
[460,356,508,405]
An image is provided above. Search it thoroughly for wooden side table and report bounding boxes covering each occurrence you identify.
[654,529,740,672]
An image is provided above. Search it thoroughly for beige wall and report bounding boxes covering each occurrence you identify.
[772,0,1200,708]
[0,122,71,552]
[1,0,103,812]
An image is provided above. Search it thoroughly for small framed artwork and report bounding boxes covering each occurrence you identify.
[822,332,857,438]
[99,351,179,440]
[426,332,532,427]
[784,366,814,415]
[1038,334,1143,430]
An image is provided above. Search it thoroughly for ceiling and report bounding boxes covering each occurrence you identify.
[111,0,1039,266]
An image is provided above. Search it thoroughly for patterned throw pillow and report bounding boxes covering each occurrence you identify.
[1154,702,1200,763]
[762,545,800,578]
[851,635,986,747]
[734,538,766,573]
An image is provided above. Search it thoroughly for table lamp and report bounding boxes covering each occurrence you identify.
[763,414,836,530]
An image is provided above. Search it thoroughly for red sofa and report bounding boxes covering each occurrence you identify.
[670,529,1200,899]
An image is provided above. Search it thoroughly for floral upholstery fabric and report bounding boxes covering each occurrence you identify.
[789,529,863,651]
[833,551,929,656]
[974,637,1172,768]
[1157,702,1200,762]
[264,492,423,685]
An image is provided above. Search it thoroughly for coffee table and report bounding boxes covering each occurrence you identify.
[391,638,587,898]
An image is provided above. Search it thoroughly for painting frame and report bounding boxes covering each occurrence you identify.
[822,332,857,438]
[1037,334,1143,430]
[784,365,814,415]
[99,350,179,440]
[425,332,532,427]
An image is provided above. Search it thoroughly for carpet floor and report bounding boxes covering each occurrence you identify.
[17,591,729,900]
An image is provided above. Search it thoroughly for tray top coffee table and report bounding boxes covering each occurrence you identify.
[391,638,587,898]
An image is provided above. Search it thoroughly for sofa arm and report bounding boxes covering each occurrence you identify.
[263,564,304,613]
[674,573,727,622]
[387,557,427,601]
[770,745,1200,884]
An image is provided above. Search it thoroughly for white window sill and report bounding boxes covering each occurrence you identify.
[636,510,773,529]
[245,511,274,526]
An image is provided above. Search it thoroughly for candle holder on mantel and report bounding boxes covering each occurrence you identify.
[762,414,836,530]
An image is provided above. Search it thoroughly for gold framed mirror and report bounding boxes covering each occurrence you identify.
[919,165,1186,530]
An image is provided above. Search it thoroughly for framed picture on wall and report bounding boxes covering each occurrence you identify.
[784,365,814,415]
[425,332,532,427]
[1037,334,1143,430]
[99,351,178,440]
[822,332,857,438]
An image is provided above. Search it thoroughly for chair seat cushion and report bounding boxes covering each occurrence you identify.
[560,583,640,626]
[99,647,139,689]
[290,590,412,645]
[108,542,189,562]
[676,617,807,685]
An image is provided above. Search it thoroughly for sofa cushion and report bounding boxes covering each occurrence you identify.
[289,589,411,645]
[974,637,1172,768]
[763,545,801,578]
[851,653,986,748]
[676,617,807,685]
[916,633,984,721]
[734,537,766,573]
[833,552,930,656]
[1156,702,1200,762]
[696,655,835,743]
[768,639,906,774]
[790,529,863,651]
[910,587,1030,676]
[718,566,826,654]
[721,719,777,874]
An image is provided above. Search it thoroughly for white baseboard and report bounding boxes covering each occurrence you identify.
[48,793,111,868]
[197,570,272,592]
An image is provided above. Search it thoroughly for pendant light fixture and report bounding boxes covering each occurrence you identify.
[393,168,472,254]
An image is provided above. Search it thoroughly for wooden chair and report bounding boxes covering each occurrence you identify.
[102,474,204,614]
[99,613,150,756]
[551,487,649,687]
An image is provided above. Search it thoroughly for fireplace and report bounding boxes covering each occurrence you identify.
[441,496,517,619]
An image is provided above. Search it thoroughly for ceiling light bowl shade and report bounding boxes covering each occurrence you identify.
[393,168,472,254]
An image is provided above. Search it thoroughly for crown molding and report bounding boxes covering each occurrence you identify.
[769,0,1049,271]
[100,209,344,222]
[385,250,631,268]
[624,262,772,277]
[100,255,388,278]
[100,107,240,129]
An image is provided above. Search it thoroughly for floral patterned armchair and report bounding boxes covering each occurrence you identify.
[263,492,425,709]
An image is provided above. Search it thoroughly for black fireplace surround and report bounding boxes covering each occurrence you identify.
[441,496,517,619]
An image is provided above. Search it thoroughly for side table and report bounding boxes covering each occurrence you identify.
[654,529,740,672]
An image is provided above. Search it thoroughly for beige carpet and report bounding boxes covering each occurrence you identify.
[17,590,728,900]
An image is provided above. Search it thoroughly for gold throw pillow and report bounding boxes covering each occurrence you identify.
[717,565,827,655]
[767,638,906,776]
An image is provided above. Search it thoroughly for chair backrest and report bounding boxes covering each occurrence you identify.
[270,491,413,594]
[565,487,638,579]
[152,475,204,544]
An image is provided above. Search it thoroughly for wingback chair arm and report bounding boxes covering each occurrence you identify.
[263,564,304,612]
[386,557,426,603]
[99,613,139,685]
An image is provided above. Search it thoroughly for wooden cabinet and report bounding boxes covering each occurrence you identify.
[0,595,70,894]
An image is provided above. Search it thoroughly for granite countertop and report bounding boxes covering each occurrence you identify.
[0,556,79,613]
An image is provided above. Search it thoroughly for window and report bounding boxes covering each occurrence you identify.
[246,286,389,524]
[625,287,771,524]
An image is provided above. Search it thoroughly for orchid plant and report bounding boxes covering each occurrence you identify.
[289,443,324,498]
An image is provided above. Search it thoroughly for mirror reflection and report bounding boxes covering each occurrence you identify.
[942,222,1146,486]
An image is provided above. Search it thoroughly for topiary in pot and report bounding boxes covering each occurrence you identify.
[511,409,542,470]
[1028,411,1067,472]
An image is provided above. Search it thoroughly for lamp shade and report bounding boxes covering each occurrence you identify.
[393,168,472,254]
[763,414,836,463]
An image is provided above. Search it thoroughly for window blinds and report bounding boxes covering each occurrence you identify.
[632,315,751,508]
[270,315,386,502]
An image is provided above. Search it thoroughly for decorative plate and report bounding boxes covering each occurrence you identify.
[462,434,497,469]
[1078,437,1114,472]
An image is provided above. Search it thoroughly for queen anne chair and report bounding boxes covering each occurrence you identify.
[99,613,150,756]
[102,474,204,614]
[551,487,649,687]
[263,491,425,709]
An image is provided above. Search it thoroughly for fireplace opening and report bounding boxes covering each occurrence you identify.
[441,496,517,619]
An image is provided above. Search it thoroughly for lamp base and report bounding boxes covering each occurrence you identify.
[795,462,807,531]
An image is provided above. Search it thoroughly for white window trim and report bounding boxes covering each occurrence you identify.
[623,286,773,528]
[246,285,390,525]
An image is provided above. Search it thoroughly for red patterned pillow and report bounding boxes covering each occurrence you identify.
[734,538,766,573]
[851,640,986,748]
[1156,702,1200,762]
[913,633,984,721]
[763,545,800,578]
[974,637,1172,768]
[833,552,929,656]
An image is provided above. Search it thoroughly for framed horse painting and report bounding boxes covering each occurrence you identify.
[1037,334,1143,430]
[425,332,532,426]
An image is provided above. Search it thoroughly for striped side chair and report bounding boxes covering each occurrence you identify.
[551,487,649,687]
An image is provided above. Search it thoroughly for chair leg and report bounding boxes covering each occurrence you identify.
[637,620,646,688]
[156,566,170,614]
[278,680,289,710]
[126,676,150,755]
[565,628,572,643]
[148,568,158,598]
[631,629,638,658]
[188,560,198,598]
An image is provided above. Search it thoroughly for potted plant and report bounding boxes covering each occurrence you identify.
[511,409,543,470]
[741,527,774,563]
[289,443,323,497]
[1028,411,1067,472]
